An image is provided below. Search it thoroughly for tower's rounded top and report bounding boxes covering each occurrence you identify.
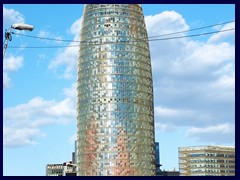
[84,4,142,7]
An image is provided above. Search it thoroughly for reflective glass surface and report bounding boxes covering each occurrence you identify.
[77,4,156,176]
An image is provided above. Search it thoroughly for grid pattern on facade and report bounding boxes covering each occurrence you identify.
[77,4,156,176]
[46,164,63,176]
[178,146,235,176]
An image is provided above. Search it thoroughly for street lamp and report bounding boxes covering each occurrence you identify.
[3,23,34,60]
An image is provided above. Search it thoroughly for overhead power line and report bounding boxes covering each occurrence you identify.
[11,32,78,43]
[8,28,235,49]
[11,20,235,43]
[148,28,235,42]
[148,20,234,39]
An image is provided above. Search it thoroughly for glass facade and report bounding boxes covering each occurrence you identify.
[155,142,160,166]
[77,4,156,176]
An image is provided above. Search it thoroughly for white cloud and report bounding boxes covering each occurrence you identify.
[48,44,78,79]
[145,11,190,76]
[69,17,82,37]
[3,127,45,147]
[186,123,235,143]
[187,123,234,134]
[37,30,63,44]
[185,42,234,67]
[208,22,235,43]
[63,83,77,98]
[3,6,25,28]
[155,123,176,132]
[145,10,189,35]
[38,30,50,38]
[154,106,213,127]
[46,98,76,117]
[3,55,24,88]
[3,72,11,88]
[155,106,194,118]
[3,83,77,148]
[48,17,82,79]
[145,12,234,79]
[206,74,235,103]
[207,64,235,103]
[3,55,23,71]
[146,11,235,144]
[68,133,77,145]
[211,63,234,77]
[4,96,75,121]
[212,75,234,90]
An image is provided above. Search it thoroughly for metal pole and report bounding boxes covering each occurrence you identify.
[3,28,12,60]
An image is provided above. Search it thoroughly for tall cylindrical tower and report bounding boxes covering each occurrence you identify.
[77,4,156,176]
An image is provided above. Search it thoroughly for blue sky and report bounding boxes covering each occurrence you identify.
[3,4,235,176]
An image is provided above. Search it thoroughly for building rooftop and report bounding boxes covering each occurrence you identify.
[179,145,235,151]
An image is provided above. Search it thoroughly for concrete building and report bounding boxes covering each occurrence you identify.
[179,145,235,176]
[63,161,77,176]
[158,170,179,176]
[46,164,63,176]
[46,161,77,176]
[77,4,156,176]
[46,150,77,176]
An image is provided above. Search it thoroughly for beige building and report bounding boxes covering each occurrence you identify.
[46,164,63,176]
[46,162,76,176]
[179,145,235,176]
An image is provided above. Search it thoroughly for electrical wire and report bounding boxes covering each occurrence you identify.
[11,32,78,43]
[8,27,235,49]
[11,20,235,43]
[148,28,235,42]
[148,20,234,39]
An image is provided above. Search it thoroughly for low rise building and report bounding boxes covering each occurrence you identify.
[46,164,63,176]
[179,145,235,176]
[46,151,77,176]
[63,161,76,176]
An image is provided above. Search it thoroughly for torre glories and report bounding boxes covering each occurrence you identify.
[77,4,156,176]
